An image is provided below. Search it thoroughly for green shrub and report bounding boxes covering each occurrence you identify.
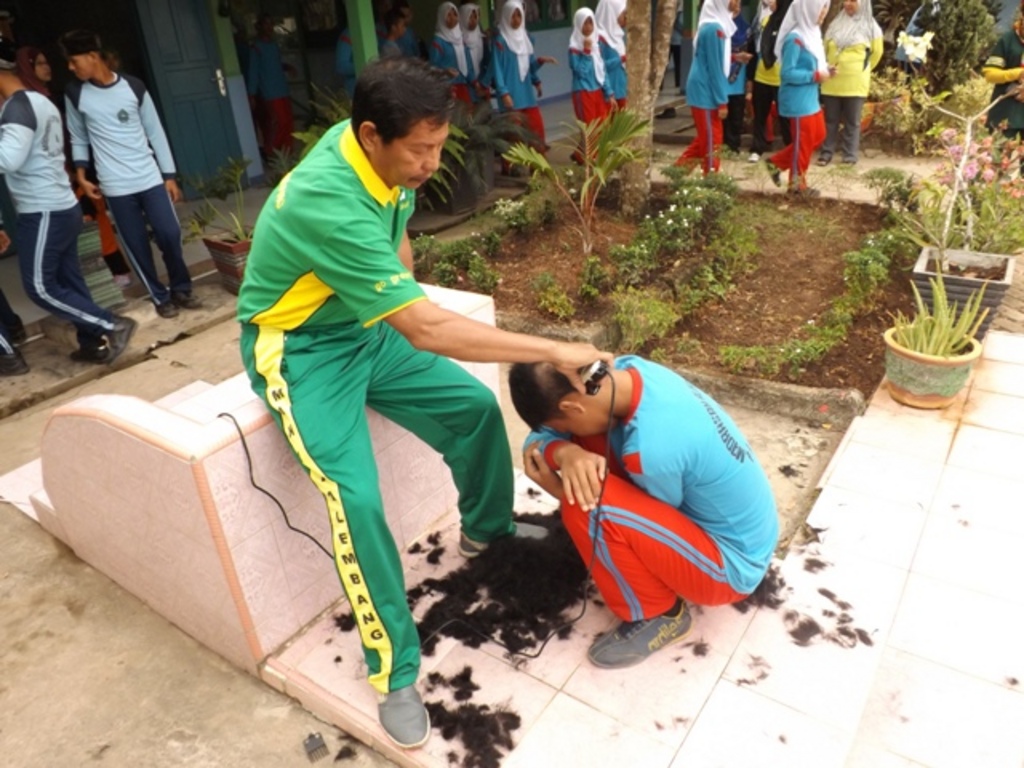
[609,241,659,288]
[493,197,530,232]
[467,254,500,294]
[612,288,680,353]
[579,255,609,301]
[432,261,459,287]
[862,167,915,210]
[533,272,576,319]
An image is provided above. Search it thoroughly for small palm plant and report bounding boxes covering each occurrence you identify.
[186,156,252,243]
[890,273,988,357]
[503,108,649,256]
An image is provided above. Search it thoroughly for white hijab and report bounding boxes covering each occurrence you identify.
[774,0,829,76]
[594,0,626,57]
[824,0,881,51]
[459,3,485,76]
[436,2,468,76]
[696,0,737,77]
[570,7,606,84]
[499,0,533,81]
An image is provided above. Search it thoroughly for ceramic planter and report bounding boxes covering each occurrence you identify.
[883,327,982,409]
[202,236,251,295]
[911,247,1015,340]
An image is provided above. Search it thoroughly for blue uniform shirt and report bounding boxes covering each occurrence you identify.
[428,36,476,86]
[598,38,627,100]
[526,356,779,595]
[569,48,612,98]
[0,90,77,214]
[65,74,176,198]
[727,14,751,97]
[686,23,729,109]
[335,29,357,96]
[778,32,822,118]
[489,33,542,109]
[247,38,291,100]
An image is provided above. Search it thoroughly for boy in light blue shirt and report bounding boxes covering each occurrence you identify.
[60,29,200,319]
[509,356,778,668]
[0,41,135,373]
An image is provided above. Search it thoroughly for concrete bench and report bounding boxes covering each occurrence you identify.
[30,285,499,674]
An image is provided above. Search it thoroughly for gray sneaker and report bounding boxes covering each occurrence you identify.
[458,522,548,558]
[588,599,693,669]
[378,685,430,749]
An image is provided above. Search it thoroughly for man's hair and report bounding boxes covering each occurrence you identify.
[352,57,453,144]
[508,363,576,431]
[59,29,103,58]
[382,7,406,33]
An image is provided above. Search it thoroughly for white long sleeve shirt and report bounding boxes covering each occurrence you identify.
[0,90,77,214]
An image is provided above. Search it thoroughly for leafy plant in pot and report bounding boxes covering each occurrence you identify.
[901,93,1021,339]
[883,273,988,409]
[186,157,254,295]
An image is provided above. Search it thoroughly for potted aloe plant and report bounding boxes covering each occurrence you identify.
[883,273,989,409]
[186,157,253,295]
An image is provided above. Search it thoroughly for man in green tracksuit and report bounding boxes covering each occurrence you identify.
[237,55,610,749]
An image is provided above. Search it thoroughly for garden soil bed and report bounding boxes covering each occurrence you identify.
[489,191,915,399]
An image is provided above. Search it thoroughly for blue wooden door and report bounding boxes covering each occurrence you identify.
[135,0,242,187]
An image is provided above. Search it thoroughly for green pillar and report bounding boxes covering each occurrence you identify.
[345,0,378,73]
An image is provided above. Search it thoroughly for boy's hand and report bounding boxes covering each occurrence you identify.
[523,442,564,500]
[554,443,607,511]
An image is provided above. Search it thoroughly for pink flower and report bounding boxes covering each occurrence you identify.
[982,168,996,183]
[963,161,979,181]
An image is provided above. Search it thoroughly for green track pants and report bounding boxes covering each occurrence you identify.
[240,320,515,692]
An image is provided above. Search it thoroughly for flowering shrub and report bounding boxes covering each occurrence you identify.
[905,124,1024,255]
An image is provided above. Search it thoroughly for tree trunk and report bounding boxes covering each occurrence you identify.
[621,0,678,219]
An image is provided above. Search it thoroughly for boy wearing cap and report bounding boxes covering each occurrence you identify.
[0,41,135,373]
[59,29,200,319]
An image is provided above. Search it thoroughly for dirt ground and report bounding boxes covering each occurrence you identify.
[488,190,911,399]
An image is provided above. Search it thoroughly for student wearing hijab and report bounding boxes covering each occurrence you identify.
[489,0,556,152]
[569,8,612,124]
[723,8,754,154]
[674,0,737,175]
[763,0,831,195]
[15,47,52,99]
[817,0,882,166]
[749,0,792,162]
[459,3,489,101]
[334,28,357,96]
[430,1,476,103]
[595,0,627,108]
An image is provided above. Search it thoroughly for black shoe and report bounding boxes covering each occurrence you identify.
[155,301,179,319]
[9,322,27,345]
[656,107,677,119]
[70,344,111,364]
[171,291,202,310]
[0,349,29,376]
[104,315,137,364]
[764,159,782,188]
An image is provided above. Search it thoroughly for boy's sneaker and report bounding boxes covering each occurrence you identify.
[70,344,112,364]
[588,598,693,669]
[155,301,179,319]
[104,316,137,364]
[171,291,203,310]
[378,685,430,749]
[9,322,27,345]
[458,522,549,558]
[0,349,29,376]
[747,152,760,163]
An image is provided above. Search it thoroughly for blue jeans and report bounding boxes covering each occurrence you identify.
[106,184,191,306]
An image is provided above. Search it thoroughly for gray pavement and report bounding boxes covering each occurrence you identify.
[1,145,1020,768]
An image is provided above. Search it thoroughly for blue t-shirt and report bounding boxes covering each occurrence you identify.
[686,23,729,109]
[778,32,822,118]
[0,90,77,214]
[526,356,779,594]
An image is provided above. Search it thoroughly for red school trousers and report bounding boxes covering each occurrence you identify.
[514,106,547,151]
[768,110,825,190]
[675,106,723,175]
[572,88,610,124]
[550,435,746,622]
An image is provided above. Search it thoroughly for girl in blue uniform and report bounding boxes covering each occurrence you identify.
[595,0,627,108]
[675,0,737,175]
[765,0,832,195]
[429,2,475,104]
[490,0,556,151]
[459,3,488,101]
[569,8,612,124]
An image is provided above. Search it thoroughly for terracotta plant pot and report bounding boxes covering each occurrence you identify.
[911,247,1015,340]
[202,235,252,295]
[883,327,982,409]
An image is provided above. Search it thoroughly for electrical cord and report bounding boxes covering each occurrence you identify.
[217,374,617,661]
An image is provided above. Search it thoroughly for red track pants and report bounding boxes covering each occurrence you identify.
[768,110,825,190]
[675,106,723,175]
[551,435,746,622]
